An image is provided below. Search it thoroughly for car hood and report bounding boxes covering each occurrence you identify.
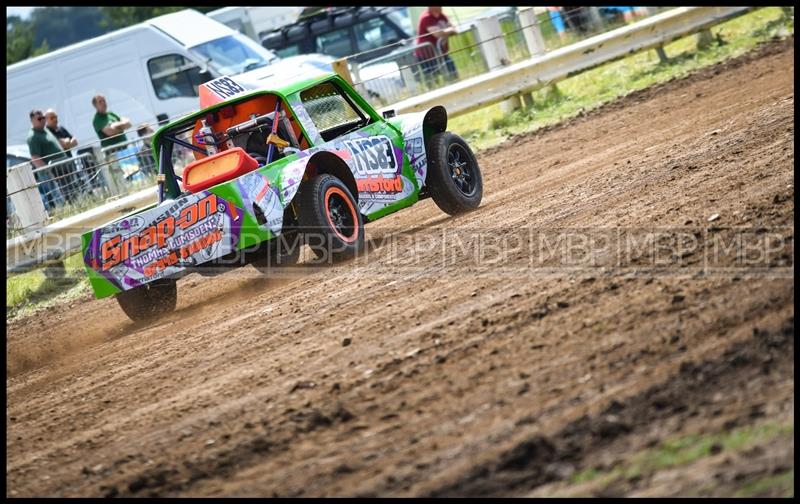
[7,144,31,159]
[236,54,335,84]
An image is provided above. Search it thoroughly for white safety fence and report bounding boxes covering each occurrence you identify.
[345,6,674,108]
[6,6,757,273]
[380,6,751,118]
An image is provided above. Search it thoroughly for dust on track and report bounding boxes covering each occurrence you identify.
[6,37,794,497]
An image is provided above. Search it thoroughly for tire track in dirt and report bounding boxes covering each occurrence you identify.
[426,315,794,497]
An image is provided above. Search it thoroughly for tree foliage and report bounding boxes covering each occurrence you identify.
[6,15,51,65]
[99,7,219,29]
[6,7,220,65]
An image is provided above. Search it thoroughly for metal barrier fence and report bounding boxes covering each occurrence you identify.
[5,114,211,240]
[347,6,673,108]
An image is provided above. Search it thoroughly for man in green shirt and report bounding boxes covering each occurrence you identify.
[91,94,132,148]
[91,94,132,192]
[26,109,67,210]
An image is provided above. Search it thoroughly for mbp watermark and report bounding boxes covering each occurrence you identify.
[7,225,793,281]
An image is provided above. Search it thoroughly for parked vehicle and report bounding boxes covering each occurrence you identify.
[6,144,31,170]
[5,9,333,149]
[261,6,413,63]
[207,6,304,43]
[81,73,484,321]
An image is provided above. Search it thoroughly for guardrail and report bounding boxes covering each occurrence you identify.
[4,6,756,273]
[6,186,159,274]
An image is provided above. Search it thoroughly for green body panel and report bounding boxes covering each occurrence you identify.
[83,72,439,300]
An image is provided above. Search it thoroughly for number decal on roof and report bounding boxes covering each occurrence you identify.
[202,76,246,99]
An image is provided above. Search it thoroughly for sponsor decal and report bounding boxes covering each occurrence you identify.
[85,192,242,291]
[341,135,398,178]
[237,171,284,235]
[202,76,246,100]
[401,117,428,189]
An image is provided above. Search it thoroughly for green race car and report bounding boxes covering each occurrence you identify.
[81,72,483,321]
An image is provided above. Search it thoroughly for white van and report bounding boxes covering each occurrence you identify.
[5,9,329,149]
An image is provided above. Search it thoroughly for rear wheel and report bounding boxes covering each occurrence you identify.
[426,132,483,215]
[115,278,177,322]
[297,174,364,262]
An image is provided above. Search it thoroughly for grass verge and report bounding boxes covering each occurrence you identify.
[6,251,92,320]
[449,7,794,152]
[566,421,794,496]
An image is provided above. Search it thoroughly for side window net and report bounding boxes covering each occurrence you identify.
[300,81,365,134]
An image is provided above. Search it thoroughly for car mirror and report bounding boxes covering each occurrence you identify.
[382,109,396,119]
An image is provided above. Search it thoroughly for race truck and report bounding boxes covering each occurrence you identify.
[81,71,483,321]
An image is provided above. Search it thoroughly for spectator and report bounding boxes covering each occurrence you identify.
[92,93,131,192]
[414,6,459,82]
[91,93,131,148]
[45,108,83,198]
[562,6,592,34]
[136,123,157,176]
[26,109,66,212]
[45,108,78,154]
[601,7,649,23]
[547,7,569,43]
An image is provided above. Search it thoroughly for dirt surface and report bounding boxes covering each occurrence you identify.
[6,38,794,497]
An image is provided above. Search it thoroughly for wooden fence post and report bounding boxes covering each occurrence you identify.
[332,58,354,86]
[474,16,520,114]
[518,8,547,57]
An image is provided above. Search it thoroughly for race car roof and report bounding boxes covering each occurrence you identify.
[156,71,339,141]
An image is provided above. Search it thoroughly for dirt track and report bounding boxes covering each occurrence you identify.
[7,38,794,497]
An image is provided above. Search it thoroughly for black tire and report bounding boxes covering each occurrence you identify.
[297,173,364,262]
[426,131,483,215]
[115,278,177,322]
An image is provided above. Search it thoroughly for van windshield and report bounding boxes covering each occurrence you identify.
[189,35,277,75]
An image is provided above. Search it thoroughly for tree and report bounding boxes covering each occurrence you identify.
[29,7,112,50]
[6,16,50,65]
[99,7,219,30]
[7,7,224,65]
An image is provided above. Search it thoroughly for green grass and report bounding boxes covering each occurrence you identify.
[734,469,794,498]
[6,251,92,320]
[449,7,794,152]
[569,421,794,492]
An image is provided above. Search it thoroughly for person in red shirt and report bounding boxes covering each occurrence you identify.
[414,7,459,81]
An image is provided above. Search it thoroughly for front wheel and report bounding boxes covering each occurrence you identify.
[115,278,177,322]
[426,132,483,215]
[297,174,365,263]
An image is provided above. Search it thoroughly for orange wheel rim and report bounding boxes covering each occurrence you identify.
[324,186,359,243]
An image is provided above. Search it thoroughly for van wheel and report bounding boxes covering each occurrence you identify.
[297,174,364,262]
[426,132,483,215]
[115,278,177,322]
